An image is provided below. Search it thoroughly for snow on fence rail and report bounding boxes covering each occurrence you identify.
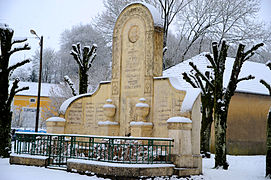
[14,132,174,166]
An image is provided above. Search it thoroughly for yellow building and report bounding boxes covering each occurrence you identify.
[11,81,58,129]
[164,53,271,155]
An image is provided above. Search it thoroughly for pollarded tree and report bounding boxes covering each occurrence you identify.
[183,67,214,158]
[259,62,271,178]
[192,40,263,169]
[0,24,30,157]
[59,24,111,92]
[70,43,97,94]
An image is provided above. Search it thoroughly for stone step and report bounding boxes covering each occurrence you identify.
[174,167,201,177]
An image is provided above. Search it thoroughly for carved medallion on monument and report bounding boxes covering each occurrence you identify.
[128,25,139,43]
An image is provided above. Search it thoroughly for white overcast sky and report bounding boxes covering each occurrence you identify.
[0,0,270,66]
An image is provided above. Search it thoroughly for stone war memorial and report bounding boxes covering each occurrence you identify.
[11,2,202,178]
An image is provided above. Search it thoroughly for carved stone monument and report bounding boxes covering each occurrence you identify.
[47,2,202,176]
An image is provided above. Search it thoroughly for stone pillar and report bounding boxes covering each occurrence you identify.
[130,98,152,137]
[98,99,119,136]
[46,117,66,134]
[167,116,202,176]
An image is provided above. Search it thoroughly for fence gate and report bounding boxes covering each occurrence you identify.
[48,136,69,167]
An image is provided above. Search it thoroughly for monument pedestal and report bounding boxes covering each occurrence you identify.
[46,117,66,134]
[98,121,119,136]
[130,121,153,137]
[167,117,202,176]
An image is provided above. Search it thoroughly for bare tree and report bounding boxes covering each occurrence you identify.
[59,24,111,92]
[183,64,214,158]
[0,24,30,157]
[259,62,271,178]
[32,48,58,83]
[146,0,192,48]
[175,0,268,61]
[70,43,97,94]
[190,40,263,169]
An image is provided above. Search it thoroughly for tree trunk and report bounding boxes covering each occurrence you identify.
[200,103,213,158]
[200,120,212,157]
[214,109,229,169]
[79,69,88,94]
[267,108,271,178]
[0,108,12,158]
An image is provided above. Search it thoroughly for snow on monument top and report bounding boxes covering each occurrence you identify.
[121,2,163,28]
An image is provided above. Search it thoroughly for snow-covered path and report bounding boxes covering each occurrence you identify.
[0,155,266,180]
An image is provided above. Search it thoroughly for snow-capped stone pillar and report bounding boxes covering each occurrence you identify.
[167,116,202,176]
[130,98,152,137]
[46,117,66,134]
[98,99,119,136]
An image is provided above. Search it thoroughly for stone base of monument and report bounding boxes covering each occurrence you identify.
[167,118,202,176]
[98,121,120,136]
[171,154,202,176]
[67,159,175,178]
[175,167,201,176]
[10,154,50,167]
[130,121,153,137]
[46,117,66,134]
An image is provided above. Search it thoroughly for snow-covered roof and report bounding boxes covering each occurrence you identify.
[163,53,271,96]
[122,2,163,28]
[9,81,58,97]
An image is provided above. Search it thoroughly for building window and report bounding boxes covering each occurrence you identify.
[29,98,36,103]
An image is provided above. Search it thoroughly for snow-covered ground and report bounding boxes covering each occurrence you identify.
[0,155,266,180]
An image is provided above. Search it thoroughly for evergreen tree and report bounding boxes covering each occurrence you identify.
[0,24,30,157]
[259,62,271,178]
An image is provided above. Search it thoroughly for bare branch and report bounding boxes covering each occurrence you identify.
[260,79,271,96]
[182,72,198,88]
[237,75,255,84]
[205,53,216,70]
[11,38,27,45]
[9,43,30,55]
[70,50,83,68]
[14,87,29,95]
[243,43,264,62]
[64,75,78,96]
[266,62,271,71]
[7,79,29,107]
[8,59,30,73]
[189,61,214,89]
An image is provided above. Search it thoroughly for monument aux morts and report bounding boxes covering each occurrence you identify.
[46,2,202,176]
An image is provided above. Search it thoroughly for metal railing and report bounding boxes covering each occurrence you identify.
[14,132,174,166]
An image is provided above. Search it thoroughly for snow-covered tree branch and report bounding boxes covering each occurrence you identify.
[64,75,78,96]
